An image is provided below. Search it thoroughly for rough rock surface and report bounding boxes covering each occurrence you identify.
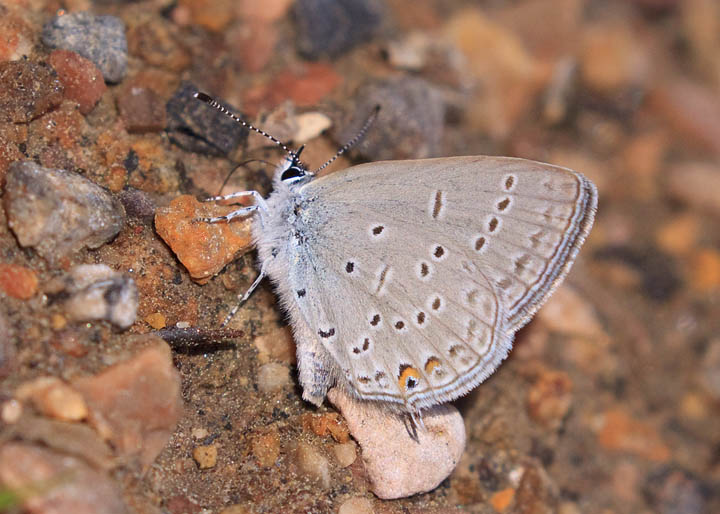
[4,161,125,265]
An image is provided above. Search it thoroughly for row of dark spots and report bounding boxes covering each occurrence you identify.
[318,327,335,338]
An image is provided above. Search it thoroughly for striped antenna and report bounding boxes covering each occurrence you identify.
[313,105,381,174]
[194,92,296,158]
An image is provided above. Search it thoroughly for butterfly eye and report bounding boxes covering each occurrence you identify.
[281,146,308,182]
[281,162,307,181]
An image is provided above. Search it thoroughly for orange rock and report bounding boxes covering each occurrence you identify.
[144,312,167,329]
[490,487,516,512]
[251,428,281,467]
[242,63,342,117]
[0,263,38,300]
[48,49,107,115]
[527,369,573,429]
[690,248,720,292]
[598,408,671,462]
[655,213,700,256]
[155,195,252,282]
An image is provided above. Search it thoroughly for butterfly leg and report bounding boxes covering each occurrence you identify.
[220,260,269,327]
[196,205,258,224]
[202,190,269,212]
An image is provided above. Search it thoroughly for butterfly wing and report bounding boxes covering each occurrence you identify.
[284,156,596,411]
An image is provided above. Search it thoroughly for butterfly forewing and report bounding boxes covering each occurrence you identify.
[284,156,596,411]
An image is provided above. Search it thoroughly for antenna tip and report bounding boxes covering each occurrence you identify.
[373,104,381,114]
[194,91,212,103]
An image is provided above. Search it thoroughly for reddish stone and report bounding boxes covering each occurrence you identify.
[117,85,167,133]
[526,369,573,429]
[648,78,720,156]
[0,263,38,300]
[72,337,183,468]
[0,60,63,123]
[155,195,252,282]
[0,11,33,62]
[598,408,671,462]
[227,22,278,73]
[127,18,190,72]
[243,62,342,116]
[48,49,107,114]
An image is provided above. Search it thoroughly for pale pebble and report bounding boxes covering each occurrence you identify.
[295,441,330,488]
[327,388,466,499]
[338,496,374,514]
[256,362,291,393]
[333,441,357,468]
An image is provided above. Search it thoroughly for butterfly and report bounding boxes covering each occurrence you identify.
[194,92,597,415]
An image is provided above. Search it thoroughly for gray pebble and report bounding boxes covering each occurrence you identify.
[62,264,138,329]
[295,0,382,59]
[166,82,248,156]
[4,161,125,265]
[41,12,128,83]
[335,76,445,161]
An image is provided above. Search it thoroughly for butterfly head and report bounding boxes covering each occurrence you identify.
[279,145,314,186]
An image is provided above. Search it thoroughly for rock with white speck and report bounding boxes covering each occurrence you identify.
[41,12,128,83]
[62,264,138,329]
[4,161,125,266]
[327,387,466,500]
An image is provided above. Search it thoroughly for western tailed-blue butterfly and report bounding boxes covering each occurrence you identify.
[194,92,597,415]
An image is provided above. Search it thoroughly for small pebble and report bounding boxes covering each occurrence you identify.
[192,427,209,440]
[335,76,445,161]
[1,399,22,424]
[4,161,125,265]
[254,327,296,364]
[597,408,671,462]
[294,0,382,59]
[665,162,720,216]
[16,376,88,422]
[526,369,573,430]
[154,195,252,282]
[490,487,516,513]
[294,441,330,488]
[332,441,357,468]
[337,497,374,514]
[62,264,138,329]
[0,263,38,300]
[192,444,218,469]
[117,84,167,133]
[251,429,281,467]
[0,60,63,123]
[41,11,128,83]
[48,49,107,114]
[327,387,466,499]
[256,362,291,393]
[144,312,167,329]
[293,112,332,144]
[536,286,605,339]
[166,82,247,156]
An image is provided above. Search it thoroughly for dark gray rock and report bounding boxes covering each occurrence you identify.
[4,161,125,265]
[294,0,382,59]
[166,82,248,156]
[41,12,128,83]
[334,76,445,161]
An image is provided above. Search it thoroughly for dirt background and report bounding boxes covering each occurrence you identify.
[1,0,719,513]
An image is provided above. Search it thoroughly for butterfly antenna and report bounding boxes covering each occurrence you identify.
[194,92,297,159]
[313,105,381,174]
